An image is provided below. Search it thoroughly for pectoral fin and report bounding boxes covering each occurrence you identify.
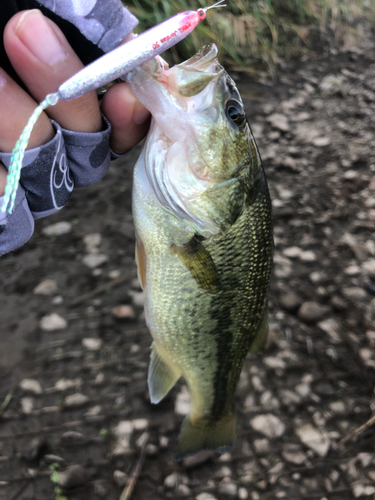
[135,237,147,290]
[249,310,269,353]
[148,343,181,404]
[172,235,220,293]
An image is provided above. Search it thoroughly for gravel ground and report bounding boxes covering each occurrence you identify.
[1,30,375,500]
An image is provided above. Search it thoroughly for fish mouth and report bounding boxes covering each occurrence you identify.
[127,44,230,236]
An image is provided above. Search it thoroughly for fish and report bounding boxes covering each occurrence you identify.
[126,44,273,458]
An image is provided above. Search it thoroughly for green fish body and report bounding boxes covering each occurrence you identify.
[127,45,273,458]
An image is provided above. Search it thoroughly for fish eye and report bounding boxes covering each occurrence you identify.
[226,100,246,127]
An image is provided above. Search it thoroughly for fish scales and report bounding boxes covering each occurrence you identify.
[128,44,273,458]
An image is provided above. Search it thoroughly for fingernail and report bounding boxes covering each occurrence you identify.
[15,10,67,65]
[0,69,7,87]
[133,103,150,125]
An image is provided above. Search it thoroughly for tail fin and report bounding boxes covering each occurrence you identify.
[176,412,236,459]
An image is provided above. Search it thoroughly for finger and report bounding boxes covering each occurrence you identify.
[4,10,102,133]
[0,67,54,152]
[0,163,8,196]
[101,82,150,154]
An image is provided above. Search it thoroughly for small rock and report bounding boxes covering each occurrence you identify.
[282,444,307,465]
[183,450,214,468]
[319,74,345,95]
[357,452,373,467]
[215,466,232,478]
[55,378,82,391]
[298,302,330,323]
[352,484,375,497]
[22,437,48,465]
[175,385,191,416]
[108,269,121,279]
[359,348,374,366]
[344,265,360,276]
[82,338,102,351]
[362,259,375,277]
[292,111,311,122]
[299,250,316,262]
[250,414,285,438]
[238,487,249,499]
[42,221,72,236]
[61,431,85,443]
[111,305,136,319]
[84,233,101,253]
[218,452,232,462]
[19,378,43,395]
[294,124,321,143]
[331,295,347,311]
[113,470,128,487]
[33,279,58,295]
[44,454,65,464]
[129,291,145,307]
[282,246,301,258]
[164,472,179,488]
[295,382,311,398]
[113,421,134,436]
[64,393,89,407]
[366,330,375,344]
[279,291,302,312]
[280,157,299,171]
[342,287,367,300]
[57,465,91,489]
[82,253,108,269]
[263,357,286,370]
[40,313,67,331]
[146,444,158,456]
[177,484,191,496]
[133,418,148,431]
[314,381,335,396]
[218,477,238,496]
[280,389,302,406]
[253,439,270,453]
[21,397,35,414]
[330,401,346,413]
[112,437,132,456]
[135,432,149,448]
[313,137,331,147]
[365,299,375,328]
[296,424,330,457]
[317,318,341,343]
[159,436,169,448]
[196,494,218,500]
[94,480,110,497]
[268,113,290,132]
[311,99,324,109]
[84,405,102,418]
[309,271,326,284]
[51,295,63,305]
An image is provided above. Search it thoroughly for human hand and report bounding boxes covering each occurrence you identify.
[0,8,150,197]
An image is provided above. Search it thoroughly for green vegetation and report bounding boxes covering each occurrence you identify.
[124,0,375,68]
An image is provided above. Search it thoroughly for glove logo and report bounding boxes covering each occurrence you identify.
[50,132,74,209]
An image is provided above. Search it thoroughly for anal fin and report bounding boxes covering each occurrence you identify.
[148,343,181,404]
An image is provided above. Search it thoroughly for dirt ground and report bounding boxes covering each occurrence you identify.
[1,29,375,500]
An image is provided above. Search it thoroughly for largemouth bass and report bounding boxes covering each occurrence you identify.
[127,44,273,458]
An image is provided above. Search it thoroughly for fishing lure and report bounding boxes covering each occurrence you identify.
[1,0,225,215]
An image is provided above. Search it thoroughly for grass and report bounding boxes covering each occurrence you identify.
[123,0,375,69]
